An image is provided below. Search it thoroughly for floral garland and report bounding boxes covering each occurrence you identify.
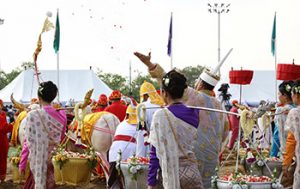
[294,86,300,94]
[285,84,292,92]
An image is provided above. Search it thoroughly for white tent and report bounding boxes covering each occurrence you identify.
[216,70,279,106]
[0,69,112,103]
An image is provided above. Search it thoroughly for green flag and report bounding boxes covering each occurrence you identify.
[271,13,276,56]
[53,11,60,53]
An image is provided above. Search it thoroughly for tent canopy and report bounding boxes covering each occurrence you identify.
[0,69,112,103]
[216,70,279,106]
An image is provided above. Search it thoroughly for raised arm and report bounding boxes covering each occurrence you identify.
[133,52,155,70]
[134,52,166,84]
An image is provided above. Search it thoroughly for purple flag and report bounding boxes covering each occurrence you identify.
[167,13,172,56]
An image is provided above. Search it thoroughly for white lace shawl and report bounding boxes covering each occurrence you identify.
[25,109,63,189]
[148,108,197,189]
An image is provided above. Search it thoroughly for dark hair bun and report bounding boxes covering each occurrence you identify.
[37,81,58,103]
[278,80,294,98]
[162,70,187,99]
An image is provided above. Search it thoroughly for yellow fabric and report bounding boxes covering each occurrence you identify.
[283,131,296,166]
[81,112,109,142]
[42,17,54,33]
[11,111,27,146]
[239,110,255,138]
[33,18,54,62]
[139,81,164,106]
[126,105,138,125]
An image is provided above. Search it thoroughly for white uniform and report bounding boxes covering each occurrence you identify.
[109,121,137,162]
[136,99,160,157]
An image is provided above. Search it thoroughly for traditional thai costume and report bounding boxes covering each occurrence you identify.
[104,101,127,122]
[228,106,239,149]
[148,64,229,188]
[136,81,164,157]
[20,105,66,189]
[283,107,300,188]
[271,103,295,157]
[108,105,137,189]
[0,110,12,181]
[148,103,203,189]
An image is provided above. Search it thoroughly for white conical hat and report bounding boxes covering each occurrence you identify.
[199,48,233,86]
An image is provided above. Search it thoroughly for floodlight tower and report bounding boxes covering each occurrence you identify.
[208,3,230,63]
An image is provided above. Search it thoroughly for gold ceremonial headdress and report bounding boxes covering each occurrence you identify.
[140,81,164,106]
[126,104,138,125]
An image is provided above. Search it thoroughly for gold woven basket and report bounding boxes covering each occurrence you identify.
[11,163,30,183]
[52,157,92,186]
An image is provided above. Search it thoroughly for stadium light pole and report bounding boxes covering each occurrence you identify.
[208,3,230,63]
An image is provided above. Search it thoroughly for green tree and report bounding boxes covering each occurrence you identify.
[181,65,205,87]
[0,69,21,90]
[0,71,7,90]
[96,69,160,102]
[0,61,34,90]
[96,69,128,94]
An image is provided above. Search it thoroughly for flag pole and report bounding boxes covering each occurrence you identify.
[274,12,277,102]
[57,49,60,102]
[54,8,60,102]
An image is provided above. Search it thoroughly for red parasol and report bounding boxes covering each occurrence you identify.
[229,68,254,104]
[229,69,254,85]
[276,61,300,80]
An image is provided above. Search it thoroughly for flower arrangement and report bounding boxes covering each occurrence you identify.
[215,172,282,189]
[52,145,97,169]
[10,157,21,167]
[85,147,98,169]
[52,145,69,169]
[9,146,22,167]
[122,154,150,181]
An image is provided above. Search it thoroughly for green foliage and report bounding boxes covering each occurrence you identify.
[0,69,21,90]
[96,69,159,102]
[181,65,205,87]
[96,69,127,92]
[0,61,34,90]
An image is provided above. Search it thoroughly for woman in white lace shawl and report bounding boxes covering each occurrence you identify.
[21,81,67,189]
[147,70,203,189]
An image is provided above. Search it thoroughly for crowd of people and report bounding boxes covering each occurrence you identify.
[0,51,299,189]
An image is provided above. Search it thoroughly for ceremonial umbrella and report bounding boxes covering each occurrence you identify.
[276,60,300,81]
